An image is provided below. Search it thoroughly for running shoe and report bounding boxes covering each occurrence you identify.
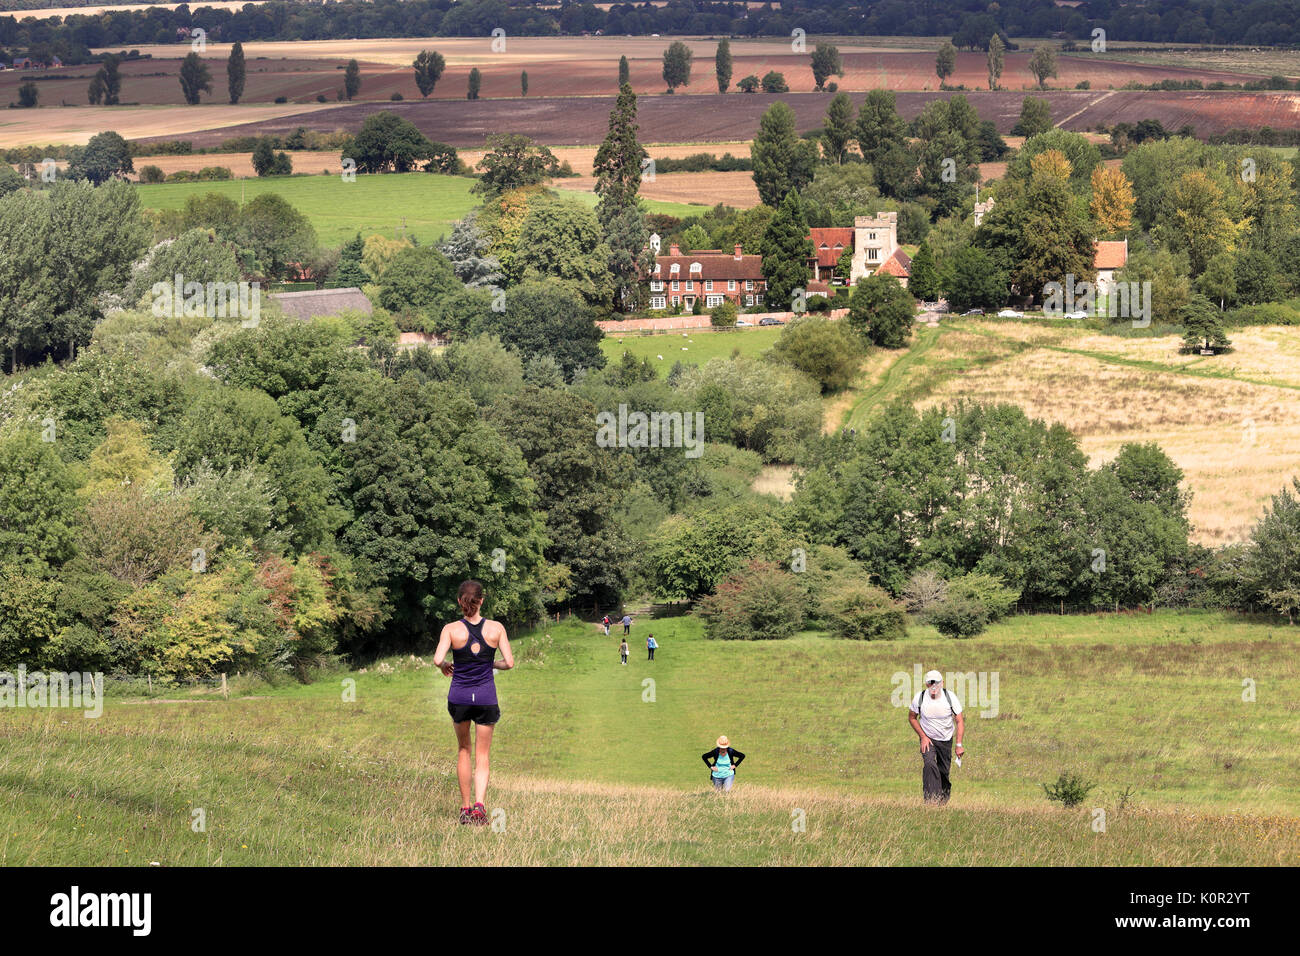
[470,803,488,826]
[458,807,472,825]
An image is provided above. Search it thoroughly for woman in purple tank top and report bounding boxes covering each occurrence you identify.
[433,580,514,826]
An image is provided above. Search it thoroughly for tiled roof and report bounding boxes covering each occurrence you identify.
[1094,240,1128,270]
[874,247,912,279]
[654,252,764,281]
[271,287,373,321]
[808,227,854,269]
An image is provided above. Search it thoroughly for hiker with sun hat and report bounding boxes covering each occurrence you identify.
[908,669,964,805]
[702,735,745,792]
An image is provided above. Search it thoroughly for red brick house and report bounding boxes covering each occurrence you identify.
[807,227,854,284]
[648,243,766,311]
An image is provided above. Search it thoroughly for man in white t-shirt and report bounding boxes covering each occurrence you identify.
[908,669,965,805]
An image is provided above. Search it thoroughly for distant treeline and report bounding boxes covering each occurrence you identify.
[7,0,1300,66]
[652,152,752,174]
[1120,76,1300,91]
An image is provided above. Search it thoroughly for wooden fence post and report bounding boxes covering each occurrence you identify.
[221,673,228,699]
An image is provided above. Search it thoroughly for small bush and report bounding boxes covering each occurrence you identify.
[821,581,907,640]
[927,592,989,638]
[274,95,288,104]
[316,94,328,103]
[698,559,805,641]
[710,300,738,327]
[1042,771,1097,808]
[138,164,165,184]
[390,92,404,101]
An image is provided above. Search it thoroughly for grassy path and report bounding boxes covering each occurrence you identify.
[841,324,946,431]
[1,610,1297,864]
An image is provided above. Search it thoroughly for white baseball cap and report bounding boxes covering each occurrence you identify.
[924,670,943,684]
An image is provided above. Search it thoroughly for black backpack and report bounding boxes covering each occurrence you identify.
[918,688,955,716]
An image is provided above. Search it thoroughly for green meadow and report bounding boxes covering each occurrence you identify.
[600,324,784,373]
[1,609,1295,865]
[134,174,707,247]
[135,173,482,246]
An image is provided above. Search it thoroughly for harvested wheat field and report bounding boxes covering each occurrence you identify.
[128,150,342,179]
[0,54,407,110]
[555,170,759,208]
[7,0,264,18]
[458,140,751,177]
[0,103,339,148]
[911,321,1300,545]
[82,38,1280,100]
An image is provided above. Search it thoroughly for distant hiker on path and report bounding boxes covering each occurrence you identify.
[602,615,611,636]
[908,669,964,805]
[619,638,629,665]
[434,580,514,826]
[702,736,745,792]
[621,613,633,635]
[646,633,658,660]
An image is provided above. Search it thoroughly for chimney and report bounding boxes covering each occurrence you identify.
[734,244,743,260]
[669,243,681,256]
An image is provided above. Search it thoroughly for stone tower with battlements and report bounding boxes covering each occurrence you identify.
[850,212,899,284]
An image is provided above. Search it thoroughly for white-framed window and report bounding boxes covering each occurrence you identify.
[685,281,694,291]
[744,295,754,306]
[705,280,713,291]
[728,280,736,291]
[650,295,666,309]
[650,280,664,291]
[868,249,879,261]
[745,280,753,290]
[671,295,680,306]
[654,263,661,275]
[869,232,877,241]
[706,294,724,307]
[690,262,702,274]
[670,263,680,275]
[672,280,679,291]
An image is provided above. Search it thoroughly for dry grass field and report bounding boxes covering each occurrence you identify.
[906,321,1300,545]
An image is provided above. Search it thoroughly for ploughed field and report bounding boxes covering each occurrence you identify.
[131,90,1300,152]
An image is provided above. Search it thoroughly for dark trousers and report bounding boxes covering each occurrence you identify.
[647,647,655,660]
[624,624,630,635]
[922,737,953,804]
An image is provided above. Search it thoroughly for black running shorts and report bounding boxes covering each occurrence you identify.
[447,702,501,725]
